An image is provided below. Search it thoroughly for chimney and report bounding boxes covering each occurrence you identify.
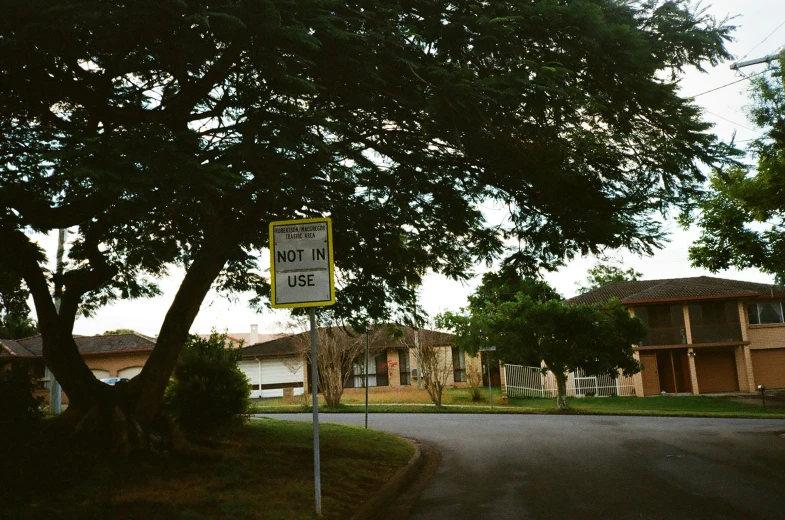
[250,324,259,345]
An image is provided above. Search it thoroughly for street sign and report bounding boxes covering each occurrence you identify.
[270,217,335,308]
[479,346,497,352]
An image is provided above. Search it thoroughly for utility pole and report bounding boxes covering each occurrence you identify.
[412,290,422,390]
[48,228,66,415]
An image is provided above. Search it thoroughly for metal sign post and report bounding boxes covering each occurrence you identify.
[309,307,322,515]
[270,217,335,518]
[365,330,369,429]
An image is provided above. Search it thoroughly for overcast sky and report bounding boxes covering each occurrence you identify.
[42,1,785,338]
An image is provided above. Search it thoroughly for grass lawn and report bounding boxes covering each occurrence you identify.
[2,419,413,520]
[249,387,785,419]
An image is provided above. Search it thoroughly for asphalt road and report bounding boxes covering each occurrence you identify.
[262,413,785,520]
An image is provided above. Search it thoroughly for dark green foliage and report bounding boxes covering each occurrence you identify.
[0,0,737,323]
[469,266,563,309]
[576,262,643,294]
[0,313,39,340]
[0,271,38,339]
[0,362,43,424]
[684,57,785,281]
[165,332,249,431]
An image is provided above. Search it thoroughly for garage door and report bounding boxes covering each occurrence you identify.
[91,369,110,379]
[239,357,304,398]
[751,348,785,389]
[695,351,738,393]
[118,366,143,379]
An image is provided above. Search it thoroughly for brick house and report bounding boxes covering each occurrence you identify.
[568,276,785,395]
[0,332,156,404]
[237,325,481,398]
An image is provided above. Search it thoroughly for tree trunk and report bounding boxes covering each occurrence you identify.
[134,234,235,426]
[555,372,569,410]
[14,222,237,447]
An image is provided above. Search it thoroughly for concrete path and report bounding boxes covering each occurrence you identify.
[262,413,785,520]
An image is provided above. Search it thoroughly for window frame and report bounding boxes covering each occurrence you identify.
[452,347,467,383]
[748,301,785,325]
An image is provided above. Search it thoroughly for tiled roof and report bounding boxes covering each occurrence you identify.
[226,332,286,345]
[567,276,785,305]
[0,338,37,358]
[14,333,156,357]
[196,332,286,349]
[240,325,454,359]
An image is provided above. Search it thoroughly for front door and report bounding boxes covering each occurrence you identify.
[655,349,692,393]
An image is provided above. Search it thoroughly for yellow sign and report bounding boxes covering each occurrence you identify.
[269,217,335,308]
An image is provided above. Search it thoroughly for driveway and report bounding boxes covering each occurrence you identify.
[263,413,785,520]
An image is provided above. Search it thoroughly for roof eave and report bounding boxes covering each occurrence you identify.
[624,292,762,305]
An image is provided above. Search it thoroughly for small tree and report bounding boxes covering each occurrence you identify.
[296,324,367,409]
[418,344,454,407]
[394,324,453,406]
[164,331,249,432]
[441,276,646,410]
[466,363,483,402]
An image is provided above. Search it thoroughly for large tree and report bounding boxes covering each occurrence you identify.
[0,0,734,439]
[685,56,785,281]
[439,278,646,410]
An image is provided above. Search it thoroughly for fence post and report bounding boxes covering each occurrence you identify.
[499,361,508,405]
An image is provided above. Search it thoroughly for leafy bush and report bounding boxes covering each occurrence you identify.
[0,361,42,424]
[164,331,249,432]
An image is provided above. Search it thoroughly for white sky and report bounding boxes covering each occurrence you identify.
[38,1,785,338]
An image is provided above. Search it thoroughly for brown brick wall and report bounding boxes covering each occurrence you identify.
[386,349,402,388]
[747,324,785,349]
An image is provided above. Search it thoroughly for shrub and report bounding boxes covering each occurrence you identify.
[466,364,483,402]
[165,331,249,432]
[0,361,42,425]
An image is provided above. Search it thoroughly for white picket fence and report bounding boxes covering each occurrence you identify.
[504,364,636,398]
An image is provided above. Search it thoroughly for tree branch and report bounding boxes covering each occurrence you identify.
[0,185,113,230]
[163,43,243,124]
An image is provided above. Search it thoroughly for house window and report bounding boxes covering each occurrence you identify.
[688,301,742,343]
[632,305,686,346]
[348,350,389,387]
[452,347,467,383]
[748,301,784,325]
[348,357,372,388]
[375,353,389,387]
[399,351,411,386]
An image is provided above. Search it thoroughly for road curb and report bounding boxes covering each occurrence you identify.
[349,438,425,520]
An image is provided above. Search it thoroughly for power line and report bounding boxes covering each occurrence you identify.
[737,18,785,64]
[687,69,769,98]
[704,110,756,132]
